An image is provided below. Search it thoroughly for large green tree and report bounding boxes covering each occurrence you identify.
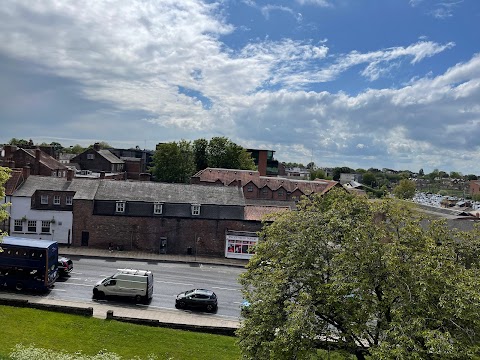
[193,138,209,171]
[393,178,416,199]
[150,140,195,183]
[0,167,11,246]
[207,136,255,170]
[238,189,480,359]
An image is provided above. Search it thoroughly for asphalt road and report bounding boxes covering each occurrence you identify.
[49,256,245,320]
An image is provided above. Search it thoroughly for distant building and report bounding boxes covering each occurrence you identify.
[71,143,125,174]
[246,149,282,176]
[339,173,363,185]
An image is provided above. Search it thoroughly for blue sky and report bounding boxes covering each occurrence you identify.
[1,0,479,174]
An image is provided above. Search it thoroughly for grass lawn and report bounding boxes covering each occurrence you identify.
[0,305,240,360]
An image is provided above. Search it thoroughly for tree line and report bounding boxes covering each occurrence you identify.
[150,137,255,183]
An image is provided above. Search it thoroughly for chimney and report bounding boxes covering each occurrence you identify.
[3,145,16,159]
[67,169,74,181]
[93,142,100,151]
[35,148,41,174]
[22,166,31,179]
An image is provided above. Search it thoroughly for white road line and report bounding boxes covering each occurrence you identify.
[155,280,194,286]
[211,286,241,291]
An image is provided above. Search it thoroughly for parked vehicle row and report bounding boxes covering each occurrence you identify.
[90,268,219,312]
[0,237,220,314]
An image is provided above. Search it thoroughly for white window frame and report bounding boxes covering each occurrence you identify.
[14,219,23,232]
[53,195,61,205]
[154,202,163,215]
[27,220,37,233]
[41,195,49,204]
[191,204,201,216]
[87,153,95,160]
[66,195,73,205]
[116,201,126,213]
[41,221,51,233]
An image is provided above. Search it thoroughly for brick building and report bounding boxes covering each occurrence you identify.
[1,145,68,177]
[71,143,125,174]
[191,168,340,202]
[470,180,480,197]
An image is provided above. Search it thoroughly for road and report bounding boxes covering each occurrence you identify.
[50,256,245,320]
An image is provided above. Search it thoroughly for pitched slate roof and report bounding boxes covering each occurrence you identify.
[97,150,124,164]
[4,169,24,196]
[94,180,245,205]
[192,168,339,195]
[23,149,68,170]
[12,176,99,200]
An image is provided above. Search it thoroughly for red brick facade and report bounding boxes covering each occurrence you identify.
[72,200,262,256]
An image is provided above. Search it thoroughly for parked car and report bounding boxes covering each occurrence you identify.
[175,289,218,312]
[57,257,73,277]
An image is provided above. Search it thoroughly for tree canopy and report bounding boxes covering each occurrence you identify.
[150,140,195,183]
[0,166,11,245]
[393,179,416,199]
[238,189,480,359]
[150,137,255,183]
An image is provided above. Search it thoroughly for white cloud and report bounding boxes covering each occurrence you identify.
[0,0,478,174]
[296,0,332,7]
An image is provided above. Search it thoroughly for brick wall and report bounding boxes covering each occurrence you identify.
[72,200,262,256]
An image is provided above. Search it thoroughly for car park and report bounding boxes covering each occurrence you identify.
[175,288,218,312]
[57,257,73,277]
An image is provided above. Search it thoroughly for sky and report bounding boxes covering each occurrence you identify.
[0,0,479,174]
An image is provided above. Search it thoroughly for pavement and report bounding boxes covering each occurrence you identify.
[1,246,249,331]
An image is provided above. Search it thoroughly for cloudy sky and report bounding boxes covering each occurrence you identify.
[1,0,479,174]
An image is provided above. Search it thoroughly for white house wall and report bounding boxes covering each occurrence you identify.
[9,196,73,244]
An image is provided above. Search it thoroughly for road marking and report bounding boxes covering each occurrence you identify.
[155,280,194,286]
[211,286,241,291]
[57,282,94,287]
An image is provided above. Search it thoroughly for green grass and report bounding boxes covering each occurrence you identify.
[0,305,240,360]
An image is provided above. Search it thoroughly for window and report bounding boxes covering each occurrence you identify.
[191,204,201,216]
[54,195,61,205]
[262,188,268,195]
[27,220,37,233]
[87,153,95,160]
[278,190,284,197]
[41,195,49,204]
[154,202,163,215]
[51,171,56,177]
[41,221,51,233]
[116,201,125,213]
[247,185,253,192]
[14,220,23,232]
[66,195,73,205]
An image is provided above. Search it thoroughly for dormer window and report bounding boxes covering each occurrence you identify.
[191,204,201,216]
[87,153,95,160]
[116,201,125,213]
[41,195,49,204]
[247,185,253,192]
[154,202,163,215]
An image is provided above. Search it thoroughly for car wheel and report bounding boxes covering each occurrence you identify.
[177,301,186,309]
[93,289,105,299]
[15,282,24,291]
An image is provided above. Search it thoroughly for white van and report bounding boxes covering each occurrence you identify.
[93,269,154,303]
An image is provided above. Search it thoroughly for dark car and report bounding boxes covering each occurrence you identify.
[175,289,218,312]
[57,257,73,277]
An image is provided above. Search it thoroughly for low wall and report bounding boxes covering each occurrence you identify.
[106,310,237,336]
[0,297,94,317]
